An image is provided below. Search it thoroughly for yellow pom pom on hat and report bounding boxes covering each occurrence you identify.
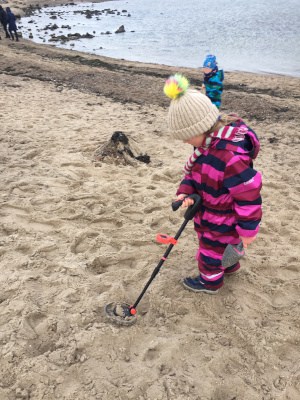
[163,73,189,99]
[164,74,219,140]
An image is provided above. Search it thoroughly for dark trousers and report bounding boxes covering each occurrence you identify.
[9,29,18,41]
[1,22,10,38]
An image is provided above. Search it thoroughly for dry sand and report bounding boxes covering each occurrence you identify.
[1,3,300,399]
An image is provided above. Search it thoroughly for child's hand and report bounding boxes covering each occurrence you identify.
[176,194,194,208]
[240,235,256,248]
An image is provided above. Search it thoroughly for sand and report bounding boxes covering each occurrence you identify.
[0,2,300,399]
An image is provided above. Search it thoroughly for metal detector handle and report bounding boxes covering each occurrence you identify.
[171,194,201,221]
[172,195,192,211]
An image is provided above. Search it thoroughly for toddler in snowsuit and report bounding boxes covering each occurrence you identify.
[164,74,262,294]
[202,54,224,109]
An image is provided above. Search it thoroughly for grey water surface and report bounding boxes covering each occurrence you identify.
[20,0,300,77]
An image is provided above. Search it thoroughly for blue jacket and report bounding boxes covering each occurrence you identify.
[0,6,8,25]
[204,69,224,109]
[6,8,17,31]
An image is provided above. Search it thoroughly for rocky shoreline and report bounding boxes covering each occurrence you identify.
[21,5,130,44]
[7,0,112,17]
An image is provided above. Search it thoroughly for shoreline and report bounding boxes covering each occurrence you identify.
[9,0,299,78]
[1,38,299,121]
[9,0,112,16]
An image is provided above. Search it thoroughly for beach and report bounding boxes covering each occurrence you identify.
[1,2,300,399]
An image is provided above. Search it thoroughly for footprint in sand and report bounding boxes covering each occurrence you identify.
[0,359,16,389]
[270,284,299,309]
[22,149,40,160]
[70,231,99,254]
[0,203,31,215]
[86,256,110,275]
[151,171,178,184]
[143,206,164,214]
[21,312,57,357]
[143,341,162,362]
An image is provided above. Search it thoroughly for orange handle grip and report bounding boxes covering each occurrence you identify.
[156,233,177,245]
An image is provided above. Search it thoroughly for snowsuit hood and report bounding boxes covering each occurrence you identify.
[211,120,260,160]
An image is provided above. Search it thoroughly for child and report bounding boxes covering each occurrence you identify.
[6,7,18,41]
[202,54,224,109]
[164,74,262,294]
[0,5,10,38]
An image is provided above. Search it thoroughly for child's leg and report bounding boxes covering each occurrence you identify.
[182,234,225,293]
[182,228,240,293]
[197,232,240,287]
[196,235,225,290]
[1,23,9,38]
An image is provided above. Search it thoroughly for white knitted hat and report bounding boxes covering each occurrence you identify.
[164,74,219,140]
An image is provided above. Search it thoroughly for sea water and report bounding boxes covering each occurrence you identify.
[20,0,300,77]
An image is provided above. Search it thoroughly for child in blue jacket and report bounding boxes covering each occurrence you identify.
[202,54,224,109]
[6,7,18,41]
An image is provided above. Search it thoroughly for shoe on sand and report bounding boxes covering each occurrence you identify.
[182,276,219,294]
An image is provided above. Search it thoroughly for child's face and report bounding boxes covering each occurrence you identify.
[202,67,213,74]
[184,135,205,147]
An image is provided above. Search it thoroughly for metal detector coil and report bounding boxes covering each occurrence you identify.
[105,302,137,326]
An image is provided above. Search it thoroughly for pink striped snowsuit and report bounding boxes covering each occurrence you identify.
[176,120,262,290]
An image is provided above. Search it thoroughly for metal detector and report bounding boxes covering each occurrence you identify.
[104,194,201,326]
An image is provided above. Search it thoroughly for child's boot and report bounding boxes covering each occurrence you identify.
[182,276,221,294]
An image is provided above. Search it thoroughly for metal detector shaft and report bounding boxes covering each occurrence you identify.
[131,194,201,310]
[131,218,189,309]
